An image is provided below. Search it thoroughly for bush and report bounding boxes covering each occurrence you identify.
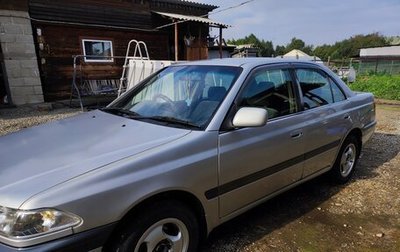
[349,75,400,101]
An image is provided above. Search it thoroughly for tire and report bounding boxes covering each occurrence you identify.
[330,135,360,184]
[106,200,199,252]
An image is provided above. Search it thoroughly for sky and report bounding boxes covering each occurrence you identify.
[194,0,400,47]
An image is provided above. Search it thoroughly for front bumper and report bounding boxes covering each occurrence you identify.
[0,223,117,252]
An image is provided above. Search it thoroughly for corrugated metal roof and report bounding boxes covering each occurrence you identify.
[154,11,229,28]
[154,0,218,11]
[360,46,400,57]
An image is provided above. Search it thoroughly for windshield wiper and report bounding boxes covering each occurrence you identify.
[135,116,201,129]
[100,107,140,118]
[101,108,200,129]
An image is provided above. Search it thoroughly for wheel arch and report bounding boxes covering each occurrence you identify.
[328,127,363,183]
[105,190,208,246]
[330,127,363,172]
[344,128,362,155]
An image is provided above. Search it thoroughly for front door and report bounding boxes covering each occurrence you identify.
[217,66,305,217]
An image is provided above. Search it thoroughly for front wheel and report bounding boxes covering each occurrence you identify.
[106,201,199,252]
[330,135,360,184]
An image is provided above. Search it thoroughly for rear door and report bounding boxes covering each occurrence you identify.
[216,65,306,217]
[294,67,351,178]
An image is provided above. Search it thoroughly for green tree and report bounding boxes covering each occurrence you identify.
[313,33,388,60]
[228,33,275,57]
[313,44,335,61]
[285,37,305,52]
[283,37,313,55]
[258,40,274,57]
[229,33,389,60]
[275,45,286,56]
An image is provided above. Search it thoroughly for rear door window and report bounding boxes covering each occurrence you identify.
[296,69,335,109]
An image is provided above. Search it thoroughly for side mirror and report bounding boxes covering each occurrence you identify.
[232,107,268,128]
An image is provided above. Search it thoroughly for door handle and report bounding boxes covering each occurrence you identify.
[290,131,303,139]
[344,114,351,120]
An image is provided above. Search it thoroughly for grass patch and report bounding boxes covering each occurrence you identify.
[349,75,400,101]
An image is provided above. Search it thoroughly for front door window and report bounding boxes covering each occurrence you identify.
[239,68,298,119]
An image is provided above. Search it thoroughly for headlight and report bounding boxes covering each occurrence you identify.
[0,206,82,239]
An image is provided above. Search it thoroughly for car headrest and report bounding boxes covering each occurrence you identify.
[208,86,227,101]
[246,81,275,97]
[258,81,275,90]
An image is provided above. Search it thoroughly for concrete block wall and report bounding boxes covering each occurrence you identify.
[0,9,44,105]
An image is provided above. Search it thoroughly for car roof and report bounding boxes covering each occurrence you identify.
[177,57,322,70]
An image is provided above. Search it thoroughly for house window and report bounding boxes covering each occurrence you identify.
[82,39,113,62]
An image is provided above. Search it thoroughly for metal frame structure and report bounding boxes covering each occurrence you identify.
[118,40,150,96]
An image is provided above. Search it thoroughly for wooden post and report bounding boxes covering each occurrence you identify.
[390,60,394,75]
[174,21,178,61]
[219,26,223,59]
[199,25,203,60]
[0,45,13,105]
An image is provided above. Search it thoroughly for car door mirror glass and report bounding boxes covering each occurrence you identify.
[232,107,268,128]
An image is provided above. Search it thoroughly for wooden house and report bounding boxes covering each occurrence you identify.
[1,0,228,104]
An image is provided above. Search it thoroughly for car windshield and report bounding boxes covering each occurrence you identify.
[106,65,242,129]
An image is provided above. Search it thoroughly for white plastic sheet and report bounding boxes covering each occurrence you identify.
[125,60,174,91]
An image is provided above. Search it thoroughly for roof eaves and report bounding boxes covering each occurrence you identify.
[155,0,218,11]
[154,11,229,28]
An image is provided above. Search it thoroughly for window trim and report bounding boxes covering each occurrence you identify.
[81,38,114,63]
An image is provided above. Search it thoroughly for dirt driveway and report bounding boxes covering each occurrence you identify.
[0,104,399,251]
[202,104,400,251]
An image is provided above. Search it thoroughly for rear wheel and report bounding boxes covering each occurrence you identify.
[107,201,199,252]
[330,135,360,184]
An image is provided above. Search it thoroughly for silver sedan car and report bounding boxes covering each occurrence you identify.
[0,58,376,252]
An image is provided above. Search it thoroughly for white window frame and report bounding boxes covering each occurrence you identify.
[82,39,114,63]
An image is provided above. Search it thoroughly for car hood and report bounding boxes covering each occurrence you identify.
[0,110,190,208]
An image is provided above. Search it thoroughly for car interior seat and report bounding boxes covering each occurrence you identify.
[243,81,278,119]
[189,86,227,127]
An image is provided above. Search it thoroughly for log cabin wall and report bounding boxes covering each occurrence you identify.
[31,23,170,101]
[29,0,153,30]
[28,0,216,101]
[0,0,29,12]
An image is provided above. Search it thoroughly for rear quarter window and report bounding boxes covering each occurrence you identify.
[329,78,346,102]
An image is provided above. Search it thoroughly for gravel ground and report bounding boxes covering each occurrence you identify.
[0,105,80,136]
[0,104,399,251]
